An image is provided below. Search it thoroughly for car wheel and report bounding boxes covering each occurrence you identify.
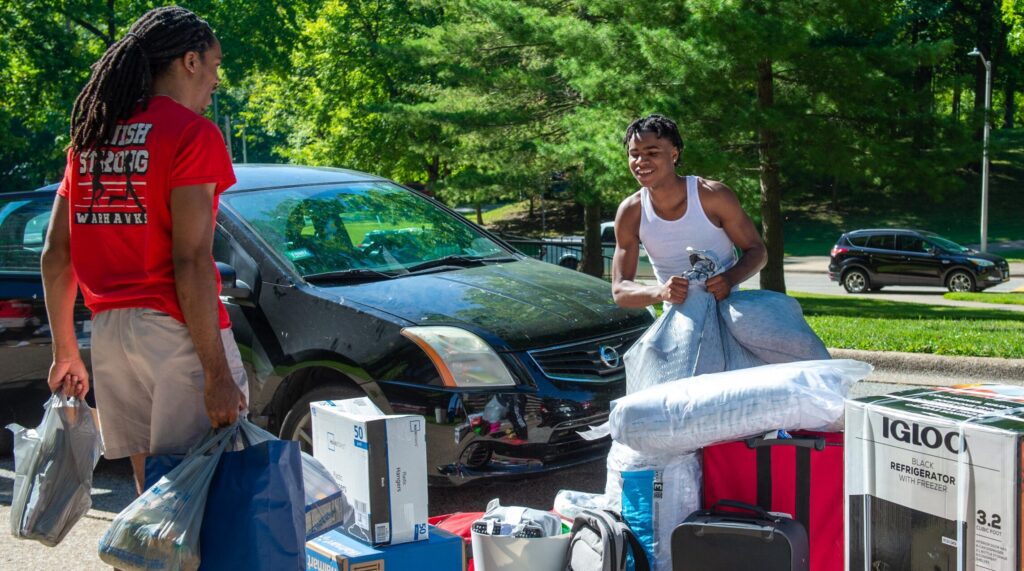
[842,268,870,293]
[558,257,578,270]
[946,270,976,293]
[280,384,364,454]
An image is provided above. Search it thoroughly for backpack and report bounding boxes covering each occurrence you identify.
[565,509,651,571]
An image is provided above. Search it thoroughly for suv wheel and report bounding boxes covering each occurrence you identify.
[842,268,870,293]
[280,384,364,454]
[946,270,976,293]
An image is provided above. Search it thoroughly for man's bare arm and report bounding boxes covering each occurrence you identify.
[611,195,686,307]
[41,195,89,398]
[171,183,244,427]
[702,180,767,300]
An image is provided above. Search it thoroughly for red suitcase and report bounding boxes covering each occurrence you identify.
[702,431,843,571]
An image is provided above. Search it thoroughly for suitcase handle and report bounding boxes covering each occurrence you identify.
[711,500,771,519]
[693,520,776,541]
[744,435,825,451]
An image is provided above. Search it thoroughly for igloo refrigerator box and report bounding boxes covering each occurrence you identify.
[310,397,429,547]
[846,385,1024,571]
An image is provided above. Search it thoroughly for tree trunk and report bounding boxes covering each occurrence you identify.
[425,155,440,194]
[106,0,116,44]
[529,195,534,217]
[756,58,786,293]
[1004,74,1016,129]
[952,77,961,121]
[580,201,604,277]
[475,204,483,225]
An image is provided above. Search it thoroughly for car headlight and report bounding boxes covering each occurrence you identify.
[968,257,994,267]
[401,326,517,388]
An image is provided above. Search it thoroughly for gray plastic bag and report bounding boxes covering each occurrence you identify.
[624,288,830,394]
[98,426,237,571]
[8,394,102,546]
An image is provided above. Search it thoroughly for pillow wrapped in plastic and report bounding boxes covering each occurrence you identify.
[98,427,237,571]
[610,359,871,456]
[624,288,830,395]
[8,394,102,546]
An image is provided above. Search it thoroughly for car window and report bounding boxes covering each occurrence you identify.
[601,226,615,243]
[920,232,970,253]
[847,235,869,247]
[221,182,509,276]
[0,196,52,272]
[865,234,894,250]
[896,235,930,253]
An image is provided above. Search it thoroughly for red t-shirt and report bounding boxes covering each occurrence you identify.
[57,96,235,329]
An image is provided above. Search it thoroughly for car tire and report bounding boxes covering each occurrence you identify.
[558,257,578,270]
[280,384,365,454]
[842,268,870,293]
[946,270,976,293]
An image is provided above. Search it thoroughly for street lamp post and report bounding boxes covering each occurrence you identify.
[969,47,992,253]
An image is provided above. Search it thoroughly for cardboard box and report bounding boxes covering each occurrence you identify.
[305,526,466,571]
[311,397,428,546]
[846,385,1024,571]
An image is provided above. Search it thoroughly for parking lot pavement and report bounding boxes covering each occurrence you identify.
[0,449,607,566]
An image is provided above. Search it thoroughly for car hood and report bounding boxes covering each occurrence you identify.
[320,259,652,351]
[962,251,1007,264]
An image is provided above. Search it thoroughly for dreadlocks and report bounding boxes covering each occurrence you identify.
[70,6,215,153]
[623,114,684,164]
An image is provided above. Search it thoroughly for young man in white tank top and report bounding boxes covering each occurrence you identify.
[611,114,766,307]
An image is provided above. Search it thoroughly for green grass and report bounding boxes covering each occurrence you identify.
[943,292,1024,305]
[999,249,1024,263]
[651,291,1024,358]
[792,292,1024,358]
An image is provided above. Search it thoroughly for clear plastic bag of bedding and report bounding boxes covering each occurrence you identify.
[8,394,102,546]
[98,427,236,571]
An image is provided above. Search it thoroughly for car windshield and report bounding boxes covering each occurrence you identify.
[221,182,510,277]
[921,232,970,253]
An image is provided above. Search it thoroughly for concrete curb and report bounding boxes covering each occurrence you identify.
[830,348,1024,385]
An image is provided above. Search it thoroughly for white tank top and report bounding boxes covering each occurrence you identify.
[639,176,737,285]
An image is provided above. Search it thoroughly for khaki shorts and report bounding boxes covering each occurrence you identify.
[90,308,249,459]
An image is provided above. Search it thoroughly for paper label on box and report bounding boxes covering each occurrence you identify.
[847,398,1021,571]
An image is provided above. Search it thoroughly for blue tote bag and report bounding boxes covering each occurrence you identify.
[145,421,305,571]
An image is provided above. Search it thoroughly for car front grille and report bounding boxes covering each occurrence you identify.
[528,328,646,383]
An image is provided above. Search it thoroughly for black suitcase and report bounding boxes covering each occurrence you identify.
[671,500,810,571]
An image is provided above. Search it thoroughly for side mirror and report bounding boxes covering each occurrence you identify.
[216,262,252,300]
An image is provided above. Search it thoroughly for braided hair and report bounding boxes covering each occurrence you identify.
[623,114,684,164]
[70,6,216,153]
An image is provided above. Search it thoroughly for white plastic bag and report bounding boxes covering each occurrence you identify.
[610,359,872,455]
[98,427,237,571]
[7,394,102,546]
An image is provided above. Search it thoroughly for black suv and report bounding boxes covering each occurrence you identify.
[829,229,1010,293]
[0,165,654,483]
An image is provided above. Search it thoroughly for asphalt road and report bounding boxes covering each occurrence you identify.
[759,256,1024,310]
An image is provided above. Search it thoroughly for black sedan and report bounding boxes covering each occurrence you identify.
[828,228,1010,293]
[0,165,653,484]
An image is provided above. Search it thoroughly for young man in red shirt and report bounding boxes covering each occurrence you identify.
[41,6,246,493]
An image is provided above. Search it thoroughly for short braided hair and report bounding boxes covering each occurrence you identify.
[70,6,216,153]
[623,114,684,164]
